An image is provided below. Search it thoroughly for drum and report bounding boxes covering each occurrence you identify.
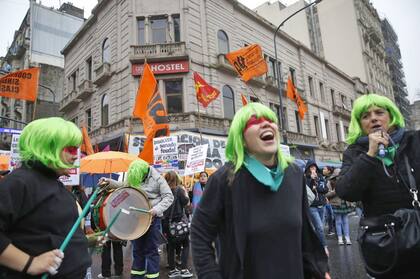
[92,187,152,240]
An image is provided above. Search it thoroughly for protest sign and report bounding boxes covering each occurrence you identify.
[184,144,208,176]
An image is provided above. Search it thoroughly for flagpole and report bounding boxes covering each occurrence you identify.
[32,99,38,121]
[196,100,203,145]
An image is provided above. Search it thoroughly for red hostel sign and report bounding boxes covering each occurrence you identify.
[132,61,189,76]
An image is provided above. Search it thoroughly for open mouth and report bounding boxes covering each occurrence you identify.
[371,124,382,131]
[260,131,275,141]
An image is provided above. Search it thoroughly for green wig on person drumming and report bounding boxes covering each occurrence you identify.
[226,102,291,172]
[19,117,82,169]
[127,159,150,188]
[346,93,405,145]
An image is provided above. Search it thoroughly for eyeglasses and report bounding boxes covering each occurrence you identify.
[63,146,78,155]
[244,115,273,132]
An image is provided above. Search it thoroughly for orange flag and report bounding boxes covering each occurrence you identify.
[241,94,248,106]
[133,63,170,163]
[225,44,268,82]
[0,68,40,102]
[193,72,220,108]
[286,77,307,119]
[80,126,94,155]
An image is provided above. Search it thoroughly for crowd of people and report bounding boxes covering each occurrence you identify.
[0,93,419,279]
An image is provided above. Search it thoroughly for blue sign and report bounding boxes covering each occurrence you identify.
[0,128,22,134]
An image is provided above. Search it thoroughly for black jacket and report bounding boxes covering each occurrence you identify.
[0,162,91,278]
[336,130,420,217]
[304,160,328,207]
[191,163,328,279]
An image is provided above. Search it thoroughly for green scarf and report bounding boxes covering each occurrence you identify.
[376,144,399,167]
[244,155,284,192]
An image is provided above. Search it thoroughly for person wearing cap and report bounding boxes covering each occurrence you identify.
[0,117,91,278]
[191,103,329,279]
[100,159,173,279]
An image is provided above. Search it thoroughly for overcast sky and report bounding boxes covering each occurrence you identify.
[1,0,418,102]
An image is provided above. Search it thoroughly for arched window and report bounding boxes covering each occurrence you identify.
[102,38,110,64]
[101,94,109,126]
[217,30,229,54]
[222,85,235,119]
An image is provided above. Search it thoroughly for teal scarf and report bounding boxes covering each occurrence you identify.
[244,155,284,192]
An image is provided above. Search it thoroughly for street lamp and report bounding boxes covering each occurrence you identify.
[39,84,58,116]
[274,0,322,144]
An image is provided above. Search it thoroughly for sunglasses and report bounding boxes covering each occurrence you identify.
[244,115,273,132]
[63,146,78,155]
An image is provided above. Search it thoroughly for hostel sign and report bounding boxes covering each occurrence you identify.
[132,60,189,75]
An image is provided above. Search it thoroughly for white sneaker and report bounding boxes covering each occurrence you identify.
[97,274,110,279]
[181,269,193,278]
[338,237,344,245]
[345,237,352,245]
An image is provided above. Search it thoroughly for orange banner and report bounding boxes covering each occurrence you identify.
[0,68,40,102]
[80,126,94,155]
[286,77,307,119]
[225,44,268,82]
[133,63,170,163]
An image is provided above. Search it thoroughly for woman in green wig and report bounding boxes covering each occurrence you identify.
[101,158,173,279]
[336,93,420,278]
[0,117,91,278]
[191,102,329,279]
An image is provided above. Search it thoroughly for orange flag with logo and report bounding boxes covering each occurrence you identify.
[241,94,248,106]
[133,63,170,163]
[193,72,220,108]
[0,68,40,102]
[80,126,94,155]
[286,77,307,119]
[225,44,268,82]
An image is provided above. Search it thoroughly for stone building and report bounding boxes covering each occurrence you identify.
[61,0,365,163]
[411,100,420,131]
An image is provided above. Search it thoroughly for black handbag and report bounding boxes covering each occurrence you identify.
[168,188,189,243]
[358,155,420,277]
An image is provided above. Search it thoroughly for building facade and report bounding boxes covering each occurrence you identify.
[0,1,84,131]
[411,100,420,131]
[256,0,393,100]
[61,0,363,162]
[381,18,411,128]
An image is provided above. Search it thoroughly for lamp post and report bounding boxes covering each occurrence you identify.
[274,0,322,144]
[39,84,57,116]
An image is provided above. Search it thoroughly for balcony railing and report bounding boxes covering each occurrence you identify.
[285,131,318,147]
[167,112,231,135]
[59,90,81,112]
[94,63,112,85]
[333,105,351,120]
[129,42,188,63]
[77,80,94,100]
[211,54,237,75]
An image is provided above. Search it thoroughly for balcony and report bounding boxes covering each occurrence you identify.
[167,112,231,135]
[333,104,351,120]
[212,54,237,75]
[285,131,318,147]
[248,76,266,87]
[59,90,81,112]
[94,63,112,85]
[129,42,188,63]
[367,27,382,44]
[77,80,94,100]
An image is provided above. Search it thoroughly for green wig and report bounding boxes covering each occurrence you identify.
[347,93,405,144]
[127,159,150,188]
[19,117,82,169]
[225,102,291,172]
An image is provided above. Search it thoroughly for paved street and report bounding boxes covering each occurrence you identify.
[89,213,369,279]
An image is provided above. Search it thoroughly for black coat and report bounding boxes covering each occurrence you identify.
[304,160,328,207]
[191,163,328,279]
[336,130,420,217]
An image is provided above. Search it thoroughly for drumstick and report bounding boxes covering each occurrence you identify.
[41,183,103,279]
[129,206,151,214]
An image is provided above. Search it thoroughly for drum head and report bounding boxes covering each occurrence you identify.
[102,187,151,240]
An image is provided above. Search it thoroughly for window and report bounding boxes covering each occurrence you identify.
[341,94,347,108]
[308,76,314,97]
[101,94,109,126]
[344,126,348,138]
[250,96,259,102]
[217,30,229,54]
[336,123,340,142]
[268,57,276,79]
[173,14,180,42]
[70,71,77,92]
[350,99,354,109]
[71,117,78,126]
[289,67,296,85]
[330,89,335,106]
[151,17,167,43]
[270,103,280,117]
[102,38,110,63]
[137,18,145,45]
[86,109,92,132]
[86,57,92,81]
[165,79,183,113]
[314,116,320,137]
[295,111,302,133]
[319,82,325,101]
[324,119,330,140]
[222,85,235,119]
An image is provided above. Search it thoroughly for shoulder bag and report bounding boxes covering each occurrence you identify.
[358,155,420,277]
[168,187,189,243]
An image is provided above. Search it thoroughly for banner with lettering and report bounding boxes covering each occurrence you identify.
[0,68,40,102]
[152,136,179,173]
[9,134,21,171]
[184,144,208,176]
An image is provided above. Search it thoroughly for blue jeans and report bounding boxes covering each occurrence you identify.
[131,217,161,279]
[324,204,335,233]
[334,213,350,238]
[309,206,326,247]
